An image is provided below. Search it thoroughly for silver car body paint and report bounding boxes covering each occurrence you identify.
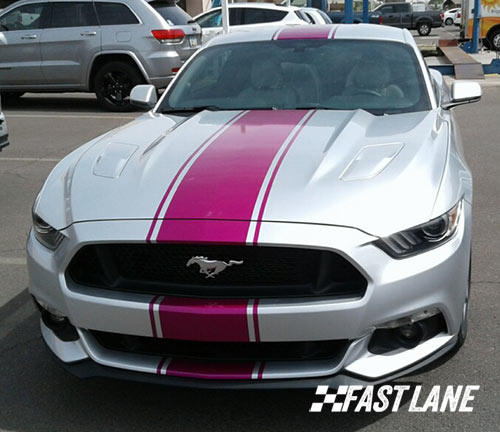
[28,25,475,386]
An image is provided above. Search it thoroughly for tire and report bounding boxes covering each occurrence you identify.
[94,61,144,112]
[445,18,453,26]
[417,21,432,36]
[488,28,500,51]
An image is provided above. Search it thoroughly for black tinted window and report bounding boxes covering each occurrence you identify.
[50,2,97,28]
[149,2,193,25]
[196,10,220,28]
[0,3,47,31]
[229,8,243,25]
[242,8,287,24]
[195,9,242,27]
[304,12,315,23]
[379,6,395,13]
[295,10,311,23]
[394,4,410,13]
[95,2,139,25]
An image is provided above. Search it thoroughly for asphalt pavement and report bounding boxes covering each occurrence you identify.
[0,43,499,431]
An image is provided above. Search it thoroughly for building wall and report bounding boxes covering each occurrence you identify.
[185,0,212,16]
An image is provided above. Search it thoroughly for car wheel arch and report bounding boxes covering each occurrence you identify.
[486,25,500,50]
[88,52,149,92]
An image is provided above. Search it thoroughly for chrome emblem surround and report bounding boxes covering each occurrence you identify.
[186,256,244,279]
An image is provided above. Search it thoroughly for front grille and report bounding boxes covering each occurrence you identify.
[67,243,367,299]
[90,330,349,362]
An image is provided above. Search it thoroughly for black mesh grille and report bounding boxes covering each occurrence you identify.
[90,330,349,362]
[67,243,367,299]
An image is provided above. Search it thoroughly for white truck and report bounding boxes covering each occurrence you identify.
[461,0,500,50]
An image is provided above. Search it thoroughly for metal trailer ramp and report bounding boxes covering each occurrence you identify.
[438,40,485,80]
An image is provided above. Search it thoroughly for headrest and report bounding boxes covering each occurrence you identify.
[250,59,283,90]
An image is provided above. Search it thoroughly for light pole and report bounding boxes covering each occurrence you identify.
[470,0,481,53]
[363,0,369,23]
[221,0,230,34]
[345,0,354,24]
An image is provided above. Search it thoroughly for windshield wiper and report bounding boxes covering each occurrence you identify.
[159,106,222,115]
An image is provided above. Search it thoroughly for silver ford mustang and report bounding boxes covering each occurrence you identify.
[28,24,482,388]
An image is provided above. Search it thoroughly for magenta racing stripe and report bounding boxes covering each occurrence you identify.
[271,27,282,40]
[156,357,168,375]
[155,110,308,243]
[329,25,339,39]
[146,111,244,242]
[164,358,256,380]
[252,299,260,342]
[148,297,262,343]
[277,26,333,40]
[258,362,266,379]
[252,109,316,244]
[158,297,249,342]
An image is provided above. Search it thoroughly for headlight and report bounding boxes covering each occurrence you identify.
[374,200,463,259]
[32,213,64,250]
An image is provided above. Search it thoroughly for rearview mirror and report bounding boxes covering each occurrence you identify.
[130,85,157,110]
[442,81,482,110]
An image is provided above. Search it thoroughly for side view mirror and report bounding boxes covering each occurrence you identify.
[130,84,157,110]
[442,81,482,110]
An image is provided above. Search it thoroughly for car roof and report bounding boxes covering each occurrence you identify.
[207,24,416,48]
[209,3,300,11]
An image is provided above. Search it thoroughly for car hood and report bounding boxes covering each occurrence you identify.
[37,109,449,238]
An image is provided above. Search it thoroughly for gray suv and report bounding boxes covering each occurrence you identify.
[0,0,202,111]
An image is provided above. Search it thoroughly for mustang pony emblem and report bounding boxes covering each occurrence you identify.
[186,256,244,279]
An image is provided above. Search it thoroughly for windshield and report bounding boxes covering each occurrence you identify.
[160,40,431,115]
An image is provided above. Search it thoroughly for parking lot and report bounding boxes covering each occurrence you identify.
[1,27,499,432]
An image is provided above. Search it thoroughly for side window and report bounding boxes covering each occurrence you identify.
[50,2,98,28]
[229,8,243,26]
[196,10,222,28]
[379,6,395,14]
[148,3,192,26]
[295,10,311,23]
[95,2,139,25]
[304,12,314,23]
[243,9,287,25]
[394,4,410,13]
[0,3,47,31]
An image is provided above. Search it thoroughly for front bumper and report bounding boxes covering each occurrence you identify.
[43,320,457,389]
[28,203,471,387]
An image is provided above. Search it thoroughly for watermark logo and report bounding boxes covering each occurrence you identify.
[310,385,480,413]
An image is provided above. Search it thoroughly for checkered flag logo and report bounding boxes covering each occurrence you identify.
[309,385,348,412]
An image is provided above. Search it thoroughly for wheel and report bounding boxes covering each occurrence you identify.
[445,18,453,26]
[417,21,432,36]
[94,61,144,112]
[488,28,500,51]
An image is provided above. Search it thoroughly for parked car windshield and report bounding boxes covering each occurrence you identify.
[161,40,431,115]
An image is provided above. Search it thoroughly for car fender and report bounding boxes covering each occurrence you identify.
[86,51,152,89]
